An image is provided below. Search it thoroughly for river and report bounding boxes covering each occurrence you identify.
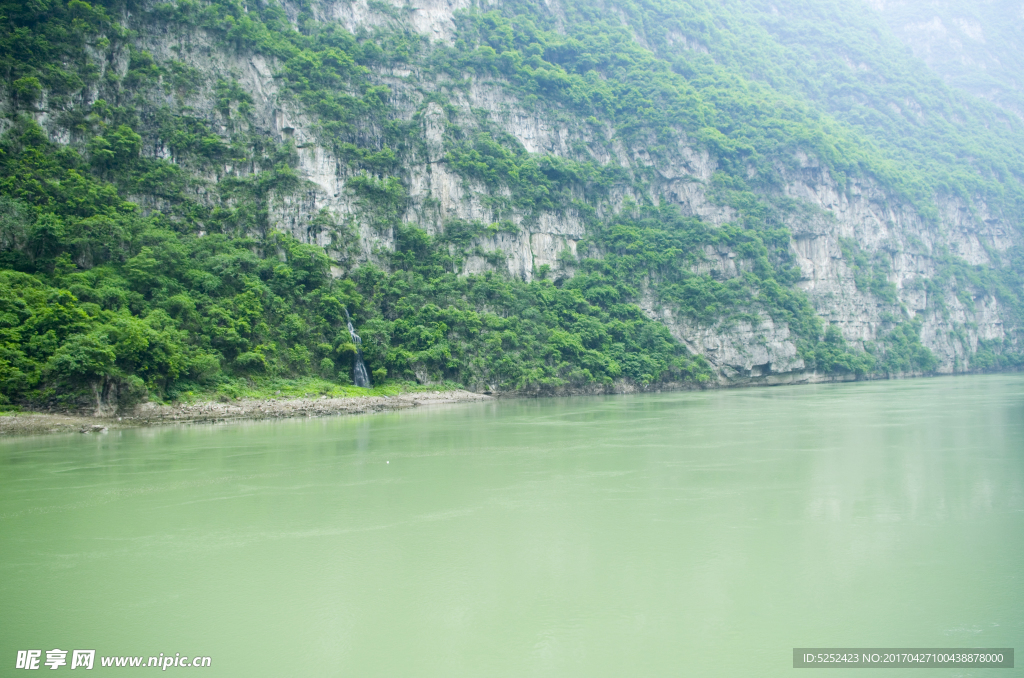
[2,375,1022,675]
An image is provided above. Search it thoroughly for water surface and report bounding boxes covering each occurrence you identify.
[2,375,1022,675]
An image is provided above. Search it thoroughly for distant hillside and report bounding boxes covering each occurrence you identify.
[869,0,1024,120]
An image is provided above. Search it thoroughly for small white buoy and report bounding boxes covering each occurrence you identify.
[386,461,389,464]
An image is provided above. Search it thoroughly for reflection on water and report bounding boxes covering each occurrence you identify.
[2,375,1022,676]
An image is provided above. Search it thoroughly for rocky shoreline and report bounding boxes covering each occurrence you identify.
[2,370,1014,438]
[0,390,494,437]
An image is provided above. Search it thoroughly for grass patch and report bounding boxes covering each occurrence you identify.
[166,377,462,404]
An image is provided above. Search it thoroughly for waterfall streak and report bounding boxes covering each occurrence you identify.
[344,308,371,388]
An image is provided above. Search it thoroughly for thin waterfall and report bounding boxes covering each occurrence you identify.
[344,308,372,388]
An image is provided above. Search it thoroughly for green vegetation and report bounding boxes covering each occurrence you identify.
[0,115,710,408]
[0,0,1020,412]
[172,376,458,403]
[0,116,368,410]
[838,238,897,304]
[871,319,940,375]
[357,221,713,390]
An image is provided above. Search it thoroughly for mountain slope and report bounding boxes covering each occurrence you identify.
[0,0,1021,412]
[869,0,1024,120]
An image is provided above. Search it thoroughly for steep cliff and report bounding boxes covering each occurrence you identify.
[1,0,1022,408]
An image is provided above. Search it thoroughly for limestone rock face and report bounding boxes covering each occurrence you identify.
[641,293,810,387]
[782,170,1012,374]
[32,0,1019,385]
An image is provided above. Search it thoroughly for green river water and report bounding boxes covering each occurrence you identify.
[2,374,1022,676]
